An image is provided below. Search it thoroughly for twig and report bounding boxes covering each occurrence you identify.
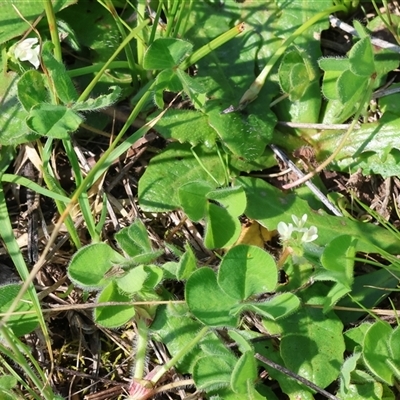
[269,145,343,216]
[277,121,359,130]
[329,15,400,53]
[255,353,339,400]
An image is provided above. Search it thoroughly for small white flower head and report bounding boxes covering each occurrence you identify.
[277,221,294,242]
[14,38,41,69]
[292,214,308,230]
[277,214,318,244]
[301,225,318,243]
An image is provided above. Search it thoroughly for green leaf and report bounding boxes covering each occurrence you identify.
[238,176,400,254]
[154,109,217,147]
[363,321,394,385]
[320,70,343,101]
[17,70,48,110]
[68,243,126,289]
[156,69,183,92]
[207,186,246,218]
[178,180,214,221]
[389,326,400,365]
[143,38,193,70]
[0,70,37,146]
[339,351,362,396]
[72,86,121,112]
[206,102,273,159]
[0,0,74,43]
[129,250,163,265]
[338,269,399,325]
[318,57,350,72]
[57,0,121,61]
[344,323,370,352]
[353,20,370,39]
[138,143,225,212]
[186,267,239,327]
[26,103,83,139]
[175,68,207,108]
[279,287,345,389]
[316,235,356,311]
[204,201,241,249]
[193,355,235,391]
[115,219,154,257]
[241,293,300,320]
[0,283,39,337]
[318,113,400,168]
[227,330,255,353]
[374,49,400,78]
[153,69,183,108]
[336,70,367,104]
[177,243,197,280]
[320,235,356,285]
[254,338,314,400]
[150,304,235,373]
[218,244,277,300]
[41,41,78,104]
[115,265,148,294]
[94,281,135,328]
[231,351,257,394]
[0,375,17,390]
[279,50,310,101]
[349,37,375,77]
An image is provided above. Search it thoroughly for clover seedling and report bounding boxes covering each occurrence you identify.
[318,20,400,123]
[68,219,163,328]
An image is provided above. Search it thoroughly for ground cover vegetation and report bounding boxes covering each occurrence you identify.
[0,0,400,399]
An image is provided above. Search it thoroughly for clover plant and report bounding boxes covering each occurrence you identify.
[1,0,400,399]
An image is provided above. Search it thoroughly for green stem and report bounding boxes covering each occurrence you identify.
[1,174,70,203]
[62,139,98,241]
[136,0,147,67]
[149,0,164,44]
[67,61,131,77]
[179,22,245,71]
[77,18,150,103]
[42,0,62,62]
[238,5,347,107]
[133,318,150,380]
[0,328,54,399]
[103,0,139,88]
[177,0,194,38]
[164,0,179,38]
[0,148,53,394]
[151,326,210,384]
[191,147,220,185]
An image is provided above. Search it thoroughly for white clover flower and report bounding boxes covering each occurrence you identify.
[301,226,318,243]
[277,214,318,244]
[292,214,308,230]
[14,38,41,69]
[277,221,294,241]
